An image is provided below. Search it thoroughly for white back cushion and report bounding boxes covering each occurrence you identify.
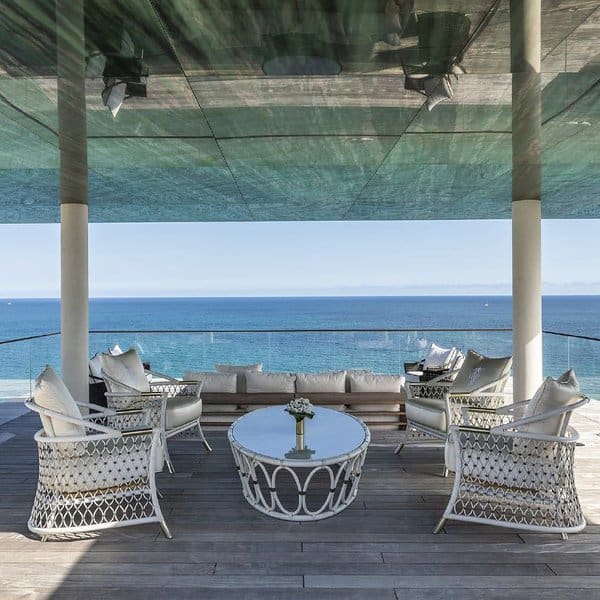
[296,371,346,393]
[183,372,237,393]
[451,350,512,394]
[215,363,263,393]
[34,365,84,437]
[100,348,150,393]
[89,352,105,379]
[245,371,296,394]
[423,343,456,371]
[349,373,404,393]
[521,370,580,436]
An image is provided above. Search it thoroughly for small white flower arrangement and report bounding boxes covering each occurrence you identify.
[285,397,315,420]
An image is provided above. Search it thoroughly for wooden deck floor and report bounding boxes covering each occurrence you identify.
[1,404,599,600]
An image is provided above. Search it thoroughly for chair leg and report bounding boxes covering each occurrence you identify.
[162,435,175,474]
[433,518,446,534]
[160,520,173,539]
[561,532,569,541]
[394,443,405,455]
[442,466,449,478]
[197,420,213,453]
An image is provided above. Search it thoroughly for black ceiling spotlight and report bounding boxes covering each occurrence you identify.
[100,52,149,117]
[402,11,471,111]
[84,16,149,118]
[262,33,341,76]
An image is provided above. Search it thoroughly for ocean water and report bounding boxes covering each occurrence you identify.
[1,296,599,396]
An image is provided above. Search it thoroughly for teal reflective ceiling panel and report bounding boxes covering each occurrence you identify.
[0,0,598,222]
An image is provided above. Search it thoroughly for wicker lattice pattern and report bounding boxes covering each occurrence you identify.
[27,414,170,539]
[443,428,585,533]
[230,444,368,521]
[408,381,452,401]
[447,393,508,428]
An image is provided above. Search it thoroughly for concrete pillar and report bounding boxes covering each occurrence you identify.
[56,0,89,401]
[510,0,543,400]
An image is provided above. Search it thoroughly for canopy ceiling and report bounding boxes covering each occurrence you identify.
[0,0,598,223]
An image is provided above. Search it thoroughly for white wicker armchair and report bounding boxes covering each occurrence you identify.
[26,366,171,541]
[100,348,212,473]
[435,369,589,538]
[396,350,513,476]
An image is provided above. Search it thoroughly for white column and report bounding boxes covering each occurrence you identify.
[512,200,542,400]
[61,204,89,402]
[510,0,543,401]
[57,0,89,401]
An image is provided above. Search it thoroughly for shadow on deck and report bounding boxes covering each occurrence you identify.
[0,406,599,600]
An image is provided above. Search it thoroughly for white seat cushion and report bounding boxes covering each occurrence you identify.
[296,371,346,393]
[245,371,296,394]
[166,395,203,430]
[405,396,446,432]
[33,366,85,437]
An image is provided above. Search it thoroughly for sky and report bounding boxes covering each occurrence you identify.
[0,219,599,297]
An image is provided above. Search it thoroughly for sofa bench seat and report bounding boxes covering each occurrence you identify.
[200,392,406,430]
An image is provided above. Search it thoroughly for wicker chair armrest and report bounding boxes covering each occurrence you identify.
[25,400,118,436]
[425,368,460,384]
[407,380,452,400]
[146,369,178,383]
[404,360,423,372]
[74,400,116,415]
[492,396,589,438]
[150,381,200,397]
[104,391,164,399]
[495,399,531,415]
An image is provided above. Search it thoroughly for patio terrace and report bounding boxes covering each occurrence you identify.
[1,400,599,600]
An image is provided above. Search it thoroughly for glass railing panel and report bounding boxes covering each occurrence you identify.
[2,330,595,400]
[544,333,600,398]
[88,329,514,377]
[0,334,60,400]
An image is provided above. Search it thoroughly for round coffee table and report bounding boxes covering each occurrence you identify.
[228,406,370,521]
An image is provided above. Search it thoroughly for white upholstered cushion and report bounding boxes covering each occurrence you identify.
[348,373,404,393]
[406,396,446,432]
[34,365,85,437]
[451,350,512,394]
[184,371,237,393]
[245,371,296,394]
[215,363,262,373]
[166,395,203,429]
[89,352,105,380]
[215,363,263,393]
[296,371,346,393]
[100,348,150,393]
[520,370,580,436]
[423,343,456,371]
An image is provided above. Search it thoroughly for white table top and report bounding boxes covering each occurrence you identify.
[228,405,370,464]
